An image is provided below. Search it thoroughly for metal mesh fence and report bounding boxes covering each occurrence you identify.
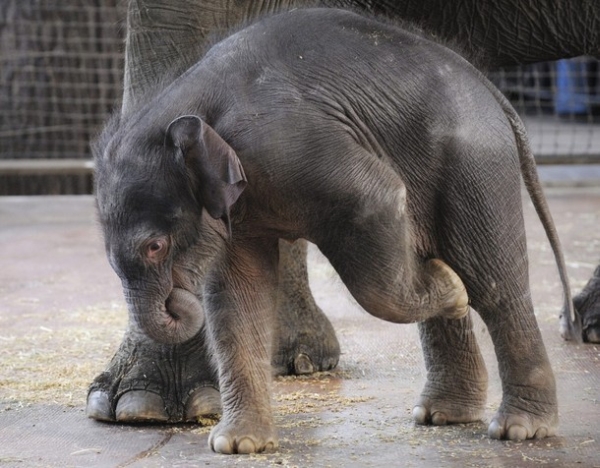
[0,0,124,195]
[489,59,600,164]
[0,2,598,195]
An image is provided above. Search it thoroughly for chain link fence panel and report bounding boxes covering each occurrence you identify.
[0,2,598,194]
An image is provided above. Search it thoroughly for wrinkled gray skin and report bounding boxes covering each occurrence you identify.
[87,0,600,430]
[93,8,573,453]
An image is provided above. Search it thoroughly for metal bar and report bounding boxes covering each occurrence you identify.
[0,154,599,178]
[534,154,600,165]
[0,159,95,176]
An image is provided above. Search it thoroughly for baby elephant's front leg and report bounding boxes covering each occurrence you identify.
[205,239,279,454]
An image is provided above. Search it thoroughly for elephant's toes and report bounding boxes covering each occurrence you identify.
[86,390,114,421]
[272,309,341,376]
[488,412,557,441]
[291,352,338,375]
[412,395,484,426]
[413,405,449,425]
[582,310,600,343]
[115,390,169,422]
[585,326,600,343]
[570,275,600,342]
[184,387,222,421]
[209,421,277,454]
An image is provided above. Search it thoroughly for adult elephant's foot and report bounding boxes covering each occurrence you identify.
[271,240,340,375]
[413,315,488,426]
[87,240,340,423]
[573,264,600,343]
[86,326,220,423]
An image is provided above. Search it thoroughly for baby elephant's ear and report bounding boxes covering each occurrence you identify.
[166,115,247,222]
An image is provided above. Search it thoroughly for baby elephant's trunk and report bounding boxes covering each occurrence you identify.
[128,287,205,344]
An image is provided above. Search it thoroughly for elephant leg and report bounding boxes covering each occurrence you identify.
[87,240,339,423]
[205,238,279,455]
[434,230,558,441]
[475,292,557,441]
[315,139,555,440]
[435,161,558,441]
[413,314,488,426]
[571,263,600,343]
[273,239,340,375]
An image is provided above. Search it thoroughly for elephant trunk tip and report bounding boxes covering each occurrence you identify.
[133,287,204,345]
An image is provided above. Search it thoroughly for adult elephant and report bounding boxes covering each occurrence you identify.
[87,0,600,424]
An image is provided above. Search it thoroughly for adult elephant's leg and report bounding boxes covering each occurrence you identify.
[572,264,600,343]
[413,315,488,426]
[273,240,340,375]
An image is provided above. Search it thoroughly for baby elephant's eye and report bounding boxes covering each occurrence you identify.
[144,237,169,262]
[149,241,162,252]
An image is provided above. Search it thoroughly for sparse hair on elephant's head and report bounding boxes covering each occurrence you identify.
[93,113,247,239]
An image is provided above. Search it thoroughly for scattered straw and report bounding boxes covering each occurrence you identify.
[0,305,126,409]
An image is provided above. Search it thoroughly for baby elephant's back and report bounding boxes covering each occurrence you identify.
[250,9,503,132]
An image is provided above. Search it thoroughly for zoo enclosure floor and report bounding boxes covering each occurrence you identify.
[0,188,599,467]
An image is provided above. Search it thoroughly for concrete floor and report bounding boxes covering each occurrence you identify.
[0,188,599,468]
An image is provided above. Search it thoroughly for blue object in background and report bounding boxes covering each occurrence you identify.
[555,58,591,115]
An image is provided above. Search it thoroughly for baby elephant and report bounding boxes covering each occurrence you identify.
[94,8,574,454]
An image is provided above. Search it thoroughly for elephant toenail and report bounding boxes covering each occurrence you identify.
[264,441,276,452]
[115,391,168,422]
[507,424,527,441]
[488,420,503,439]
[184,386,222,421]
[431,411,448,425]
[294,353,315,374]
[412,406,428,424]
[86,391,114,421]
[212,435,233,454]
[236,437,256,454]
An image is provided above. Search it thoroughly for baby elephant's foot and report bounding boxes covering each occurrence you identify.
[209,418,277,454]
[413,395,485,426]
[488,373,558,441]
[488,407,558,441]
[426,259,469,320]
[413,370,487,426]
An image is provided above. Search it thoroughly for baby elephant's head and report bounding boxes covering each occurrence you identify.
[93,115,246,344]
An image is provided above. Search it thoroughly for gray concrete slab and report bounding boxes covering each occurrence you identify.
[0,189,599,467]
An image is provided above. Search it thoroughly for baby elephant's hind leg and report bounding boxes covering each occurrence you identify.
[317,176,468,325]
